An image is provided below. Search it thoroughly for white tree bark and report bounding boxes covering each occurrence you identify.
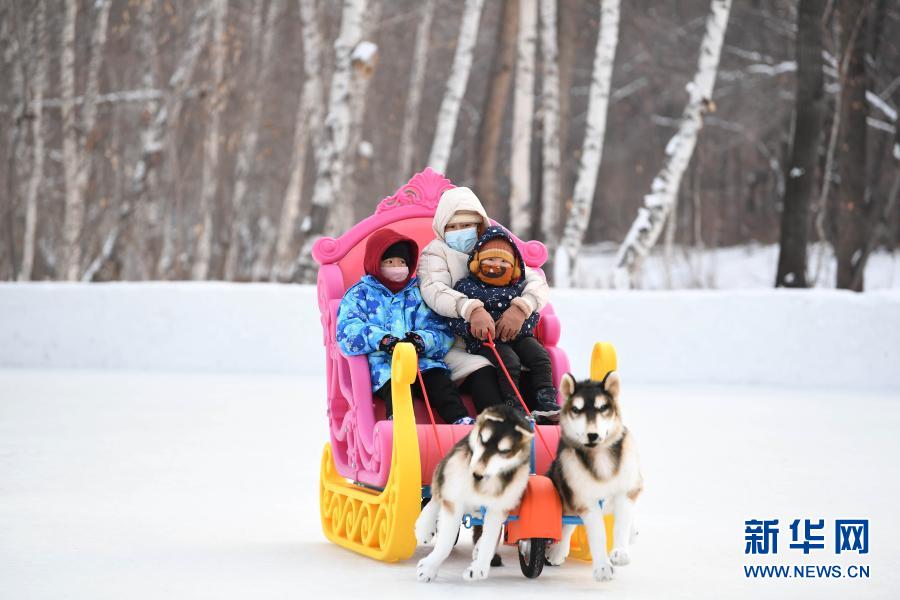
[426,0,485,174]
[60,0,112,281]
[60,0,80,281]
[19,0,47,281]
[538,0,562,251]
[556,0,620,287]
[223,0,284,281]
[332,3,382,236]
[612,0,732,288]
[396,0,435,180]
[509,0,537,236]
[268,0,326,281]
[191,0,228,280]
[154,4,213,278]
[292,0,368,281]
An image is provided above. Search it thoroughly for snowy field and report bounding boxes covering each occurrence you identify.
[570,243,900,290]
[2,370,898,599]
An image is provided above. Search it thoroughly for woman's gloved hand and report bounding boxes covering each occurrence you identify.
[495,304,528,342]
[468,307,496,341]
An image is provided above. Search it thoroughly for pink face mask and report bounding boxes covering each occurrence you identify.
[380,266,409,282]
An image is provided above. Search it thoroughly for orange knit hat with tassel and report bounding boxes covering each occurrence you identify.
[468,237,521,286]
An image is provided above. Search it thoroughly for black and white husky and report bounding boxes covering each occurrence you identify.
[546,372,643,581]
[415,405,534,582]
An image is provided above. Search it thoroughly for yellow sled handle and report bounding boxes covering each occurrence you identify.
[590,342,618,382]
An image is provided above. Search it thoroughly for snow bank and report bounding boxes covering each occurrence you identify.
[1,283,898,388]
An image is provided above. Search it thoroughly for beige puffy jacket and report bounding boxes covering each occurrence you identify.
[418,187,551,381]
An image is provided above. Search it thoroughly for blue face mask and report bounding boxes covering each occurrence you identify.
[445,227,478,254]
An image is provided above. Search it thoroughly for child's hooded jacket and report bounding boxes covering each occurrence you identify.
[449,226,540,352]
[336,229,454,391]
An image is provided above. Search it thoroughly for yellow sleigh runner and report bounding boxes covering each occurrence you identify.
[319,343,421,562]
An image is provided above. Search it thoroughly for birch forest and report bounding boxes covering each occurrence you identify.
[2,0,899,289]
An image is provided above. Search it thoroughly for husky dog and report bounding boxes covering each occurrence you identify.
[415,405,534,582]
[546,372,642,581]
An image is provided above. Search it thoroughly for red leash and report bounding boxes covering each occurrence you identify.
[484,332,553,458]
[416,365,445,456]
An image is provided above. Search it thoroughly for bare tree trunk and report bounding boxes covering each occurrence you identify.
[426,0,485,174]
[775,0,827,288]
[474,0,518,219]
[2,3,27,280]
[60,0,81,281]
[223,0,283,281]
[396,0,435,181]
[538,0,562,255]
[19,0,47,281]
[269,0,326,282]
[293,0,368,282]
[557,0,578,207]
[556,0,621,287]
[510,0,537,236]
[60,0,112,281]
[612,0,732,289]
[154,4,213,279]
[192,0,228,281]
[335,2,382,233]
[835,0,869,291]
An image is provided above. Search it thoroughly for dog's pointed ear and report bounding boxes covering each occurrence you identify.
[560,373,576,399]
[515,425,535,440]
[603,371,621,399]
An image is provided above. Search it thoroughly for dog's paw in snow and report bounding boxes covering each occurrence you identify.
[593,562,615,582]
[417,559,439,583]
[462,563,489,581]
[545,542,569,566]
[609,548,630,566]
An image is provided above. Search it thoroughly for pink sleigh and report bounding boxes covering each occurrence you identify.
[313,168,571,490]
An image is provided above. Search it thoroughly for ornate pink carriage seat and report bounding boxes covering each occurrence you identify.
[313,169,571,489]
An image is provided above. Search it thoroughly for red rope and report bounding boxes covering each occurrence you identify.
[484,332,553,458]
[416,366,444,456]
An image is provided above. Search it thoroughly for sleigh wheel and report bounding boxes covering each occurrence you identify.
[518,538,547,578]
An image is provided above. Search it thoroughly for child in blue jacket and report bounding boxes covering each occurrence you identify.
[336,228,474,424]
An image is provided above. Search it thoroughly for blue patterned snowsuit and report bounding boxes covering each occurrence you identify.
[336,274,454,392]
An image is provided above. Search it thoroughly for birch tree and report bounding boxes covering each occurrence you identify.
[775,0,827,288]
[333,2,382,234]
[223,0,284,281]
[556,0,621,287]
[538,0,562,254]
[269,0,326,282]
[396,0,435,181]
[293,0,368,282]
[19,0,47,281]
[612,0,732,288]
[426,0,485,174]
[509,0,537,236]
[61,0,112,281]
[191,0,228,280]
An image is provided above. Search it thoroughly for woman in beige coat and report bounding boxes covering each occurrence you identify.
[417,187,551,412]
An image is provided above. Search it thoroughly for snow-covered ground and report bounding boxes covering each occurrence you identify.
[2,370,898,599]
[571,243,900,290]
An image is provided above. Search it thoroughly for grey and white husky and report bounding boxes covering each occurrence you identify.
[415,405,534,582]
[546,372,643,581]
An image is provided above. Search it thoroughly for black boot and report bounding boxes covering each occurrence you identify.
[530,387,560,424]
